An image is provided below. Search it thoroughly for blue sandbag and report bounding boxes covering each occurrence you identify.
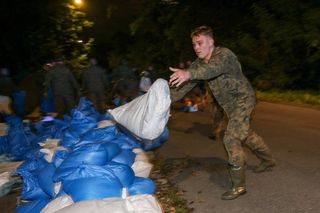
[112,149,136,166]
[53,150,69,168]
[103,142,122,160]
[59,130,81,148]
[54,164,116,182]
[56,144,109,172]
[16,198,50,213]
[141,127,169,151]
[19,171,50,200]
[81,125,118,143]
[12,91,27,116]
[36,163,56,198]
[104,162,135,187]
[114,128,142,149]
[0,136,9,154]
[73,142,121,161]
[76,97,101,121]
[63,176,122,202]
[128,177,156,195]
[16,158,49,173]
[69,110,97,135]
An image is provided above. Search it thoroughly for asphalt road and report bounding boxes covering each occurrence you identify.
[156,101,320,213]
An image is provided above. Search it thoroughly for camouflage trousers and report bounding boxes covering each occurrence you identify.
[222,103,271,168]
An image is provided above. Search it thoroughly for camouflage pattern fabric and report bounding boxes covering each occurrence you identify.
[171,46,272,167]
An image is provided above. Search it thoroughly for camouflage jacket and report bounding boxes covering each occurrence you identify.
[45,64,80,97]
[82,65,108,92]
[170,47,256,115]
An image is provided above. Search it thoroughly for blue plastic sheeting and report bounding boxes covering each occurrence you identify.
[128,177,156,195]
[112,149,136,166]
[141,127,169,151]
[16,198,50,213]
[104,162,135,187]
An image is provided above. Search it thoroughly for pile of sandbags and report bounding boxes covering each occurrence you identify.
[0,79,171,213]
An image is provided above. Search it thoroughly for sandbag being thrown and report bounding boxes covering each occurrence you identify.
[108,79,171,140]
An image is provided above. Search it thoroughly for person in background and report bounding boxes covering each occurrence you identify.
[45,58,80,118]
[139,70,152,94]
[0,67,17,120]
[82,58,108,113]
[169,25,275,200]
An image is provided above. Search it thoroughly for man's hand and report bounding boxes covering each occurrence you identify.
[169,67,190,87]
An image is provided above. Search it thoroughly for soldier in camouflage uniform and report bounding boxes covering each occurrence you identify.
[82,58,108,113]
[170,26,275,200]
[45,59,80,118]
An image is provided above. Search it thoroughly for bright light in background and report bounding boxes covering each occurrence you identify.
[74,0,83,6]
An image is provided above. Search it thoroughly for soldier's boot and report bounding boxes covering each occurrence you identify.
[253,148,275,173]
[221,166,246,200]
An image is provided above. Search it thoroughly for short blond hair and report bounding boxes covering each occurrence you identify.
[191,25,213,39]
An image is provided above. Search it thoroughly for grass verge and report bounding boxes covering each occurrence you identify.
[256,90,320,108]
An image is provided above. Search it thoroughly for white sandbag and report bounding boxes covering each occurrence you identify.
[131,161,153,178]
[41,194,74,213]
[0,172,10,186]
[133,148,149,162]
[39,139,66,163]
[126,194,163,212]
[55,194,162,213]
[108,79,171,140]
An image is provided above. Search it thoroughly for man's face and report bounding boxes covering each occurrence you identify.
[192,34,214,62]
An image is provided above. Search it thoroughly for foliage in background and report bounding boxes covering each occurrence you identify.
[0,0,93,79]
[233,0,320,91]
[0,0,319,91]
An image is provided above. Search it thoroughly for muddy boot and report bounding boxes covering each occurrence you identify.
[253,148,276,173]
[221,166,246,200]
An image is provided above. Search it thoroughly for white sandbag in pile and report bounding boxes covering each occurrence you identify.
[108,79,171,140]
[41,195,74,213]
[54,194,162,213]
[39,139,66,163]
[132,148,153,178]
